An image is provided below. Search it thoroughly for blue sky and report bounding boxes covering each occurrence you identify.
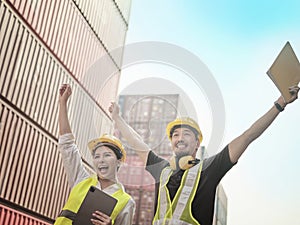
[120,0,300,224]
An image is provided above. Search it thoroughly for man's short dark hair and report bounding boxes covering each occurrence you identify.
[169,124,199,140]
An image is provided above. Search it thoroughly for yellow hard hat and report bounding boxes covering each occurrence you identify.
[88,134,126,162]
[166,117,203,143]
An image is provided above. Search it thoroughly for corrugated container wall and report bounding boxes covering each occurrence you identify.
[0,0,131,223]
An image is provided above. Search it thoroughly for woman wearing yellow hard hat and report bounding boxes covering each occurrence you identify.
[54,84,135,225]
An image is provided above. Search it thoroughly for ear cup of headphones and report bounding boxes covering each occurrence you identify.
[179,155,195,170]
[169,155,195,170]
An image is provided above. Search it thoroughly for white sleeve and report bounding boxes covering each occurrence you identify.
[114,198,136,225]
[58,133,90,188]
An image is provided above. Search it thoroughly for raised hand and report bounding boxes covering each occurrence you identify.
[108,102,120,120]
[59,84,72,104]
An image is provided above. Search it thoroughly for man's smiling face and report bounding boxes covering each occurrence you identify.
[170,127,199,158]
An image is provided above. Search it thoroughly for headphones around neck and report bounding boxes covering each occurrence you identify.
[169,155,200,170]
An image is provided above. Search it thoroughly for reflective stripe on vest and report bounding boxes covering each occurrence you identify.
[153,162,203,225]
[54,175,130,225]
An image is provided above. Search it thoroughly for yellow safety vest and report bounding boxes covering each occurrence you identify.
[153,162,203,225]
[54,175,131,225]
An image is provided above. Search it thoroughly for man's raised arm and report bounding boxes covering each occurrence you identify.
[228,85,299,163]
[109,102,150,166]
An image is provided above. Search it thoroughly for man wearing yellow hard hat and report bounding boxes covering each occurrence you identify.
[54,84,135,225]
[109,84,299,225]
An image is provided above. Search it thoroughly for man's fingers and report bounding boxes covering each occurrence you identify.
[289,85,300,93]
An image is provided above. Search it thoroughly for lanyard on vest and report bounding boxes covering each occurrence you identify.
[153,162,203,225]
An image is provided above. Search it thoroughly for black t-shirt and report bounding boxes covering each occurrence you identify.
[146,145,235,225]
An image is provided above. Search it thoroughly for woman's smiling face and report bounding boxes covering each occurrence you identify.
[92,146,119,181]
